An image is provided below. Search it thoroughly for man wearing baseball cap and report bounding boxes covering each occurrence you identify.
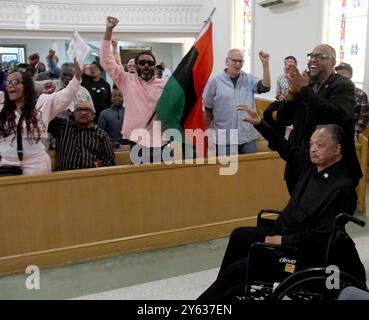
[335,62,369,137]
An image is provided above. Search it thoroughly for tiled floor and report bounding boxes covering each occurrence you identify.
[0,190,368,300]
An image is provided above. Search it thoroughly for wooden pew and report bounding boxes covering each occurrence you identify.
[0,152,289,275]
[49,146,132,170]
[255,97,274,115]
[356,134,368,213]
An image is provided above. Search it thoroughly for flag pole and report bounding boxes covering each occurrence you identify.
[198,7,216,38]
[146,8,216,128]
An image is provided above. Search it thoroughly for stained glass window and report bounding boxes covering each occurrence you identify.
[243,0,253,72]
[326,0,368,88]
[233,0,253,72]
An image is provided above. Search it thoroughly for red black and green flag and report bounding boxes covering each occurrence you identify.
[155,16,213,155]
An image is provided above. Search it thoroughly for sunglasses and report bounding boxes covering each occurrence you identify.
[4,79,23,87]
[137,60,155,67]
[307,53,334,61]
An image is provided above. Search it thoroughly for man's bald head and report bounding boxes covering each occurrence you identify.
[61,63,76,86]
[227,49,244,59]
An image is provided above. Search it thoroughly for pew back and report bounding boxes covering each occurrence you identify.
[0,152,288,275]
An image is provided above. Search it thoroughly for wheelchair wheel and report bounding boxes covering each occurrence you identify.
[270,267,367,301]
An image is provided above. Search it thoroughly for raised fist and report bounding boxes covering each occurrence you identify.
[259,51,270,64]
[106,16,119,29]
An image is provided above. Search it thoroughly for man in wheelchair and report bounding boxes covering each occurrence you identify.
[198,124,367,300]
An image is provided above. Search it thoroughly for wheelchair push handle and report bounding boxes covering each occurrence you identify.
[336,213,366,227]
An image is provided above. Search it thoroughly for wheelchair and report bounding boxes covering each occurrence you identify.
[244,209,369,301]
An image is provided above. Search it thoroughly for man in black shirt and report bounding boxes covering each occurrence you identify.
[198,123,365,300]
[48,100,115,171]
[270,44,362,194]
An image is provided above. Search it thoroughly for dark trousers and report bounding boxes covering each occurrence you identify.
[198,226,271,300]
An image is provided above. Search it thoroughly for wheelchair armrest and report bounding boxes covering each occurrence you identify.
[257,209,282,228]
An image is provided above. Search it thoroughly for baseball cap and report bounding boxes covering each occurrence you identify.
[335,63,353,74]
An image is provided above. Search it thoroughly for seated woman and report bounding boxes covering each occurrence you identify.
[0,60,81,175]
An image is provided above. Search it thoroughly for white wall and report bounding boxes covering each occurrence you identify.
[87,40,182,71]
[200,0,325,91]
[202,0,232,75]
[253,0,325,99]
[171,43,184,71]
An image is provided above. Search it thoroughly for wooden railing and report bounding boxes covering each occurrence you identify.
[0,152,288,275]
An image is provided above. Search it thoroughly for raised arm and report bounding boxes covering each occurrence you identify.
[237,104,290,160]
[111,38,122,66]
[259,51,271,90]
[100,16,127,86]
[38,60,82,121]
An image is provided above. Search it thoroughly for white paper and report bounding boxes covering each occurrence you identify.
[67,31,92,67]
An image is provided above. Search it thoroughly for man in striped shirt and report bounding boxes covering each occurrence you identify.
[48,100,115,171]
[335,63,369,138]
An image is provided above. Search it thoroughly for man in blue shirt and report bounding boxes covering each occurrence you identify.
[203,48,271,156]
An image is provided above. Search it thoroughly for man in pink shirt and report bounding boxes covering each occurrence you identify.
[100,16,170,163]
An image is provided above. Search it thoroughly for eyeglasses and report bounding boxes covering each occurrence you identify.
[227,57,244,64]
[4,79,23,87]
[75,107,93,113]
[307,53,334,61]
[137,60,155,67]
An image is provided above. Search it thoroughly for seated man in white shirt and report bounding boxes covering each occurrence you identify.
[160,62,172,80]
